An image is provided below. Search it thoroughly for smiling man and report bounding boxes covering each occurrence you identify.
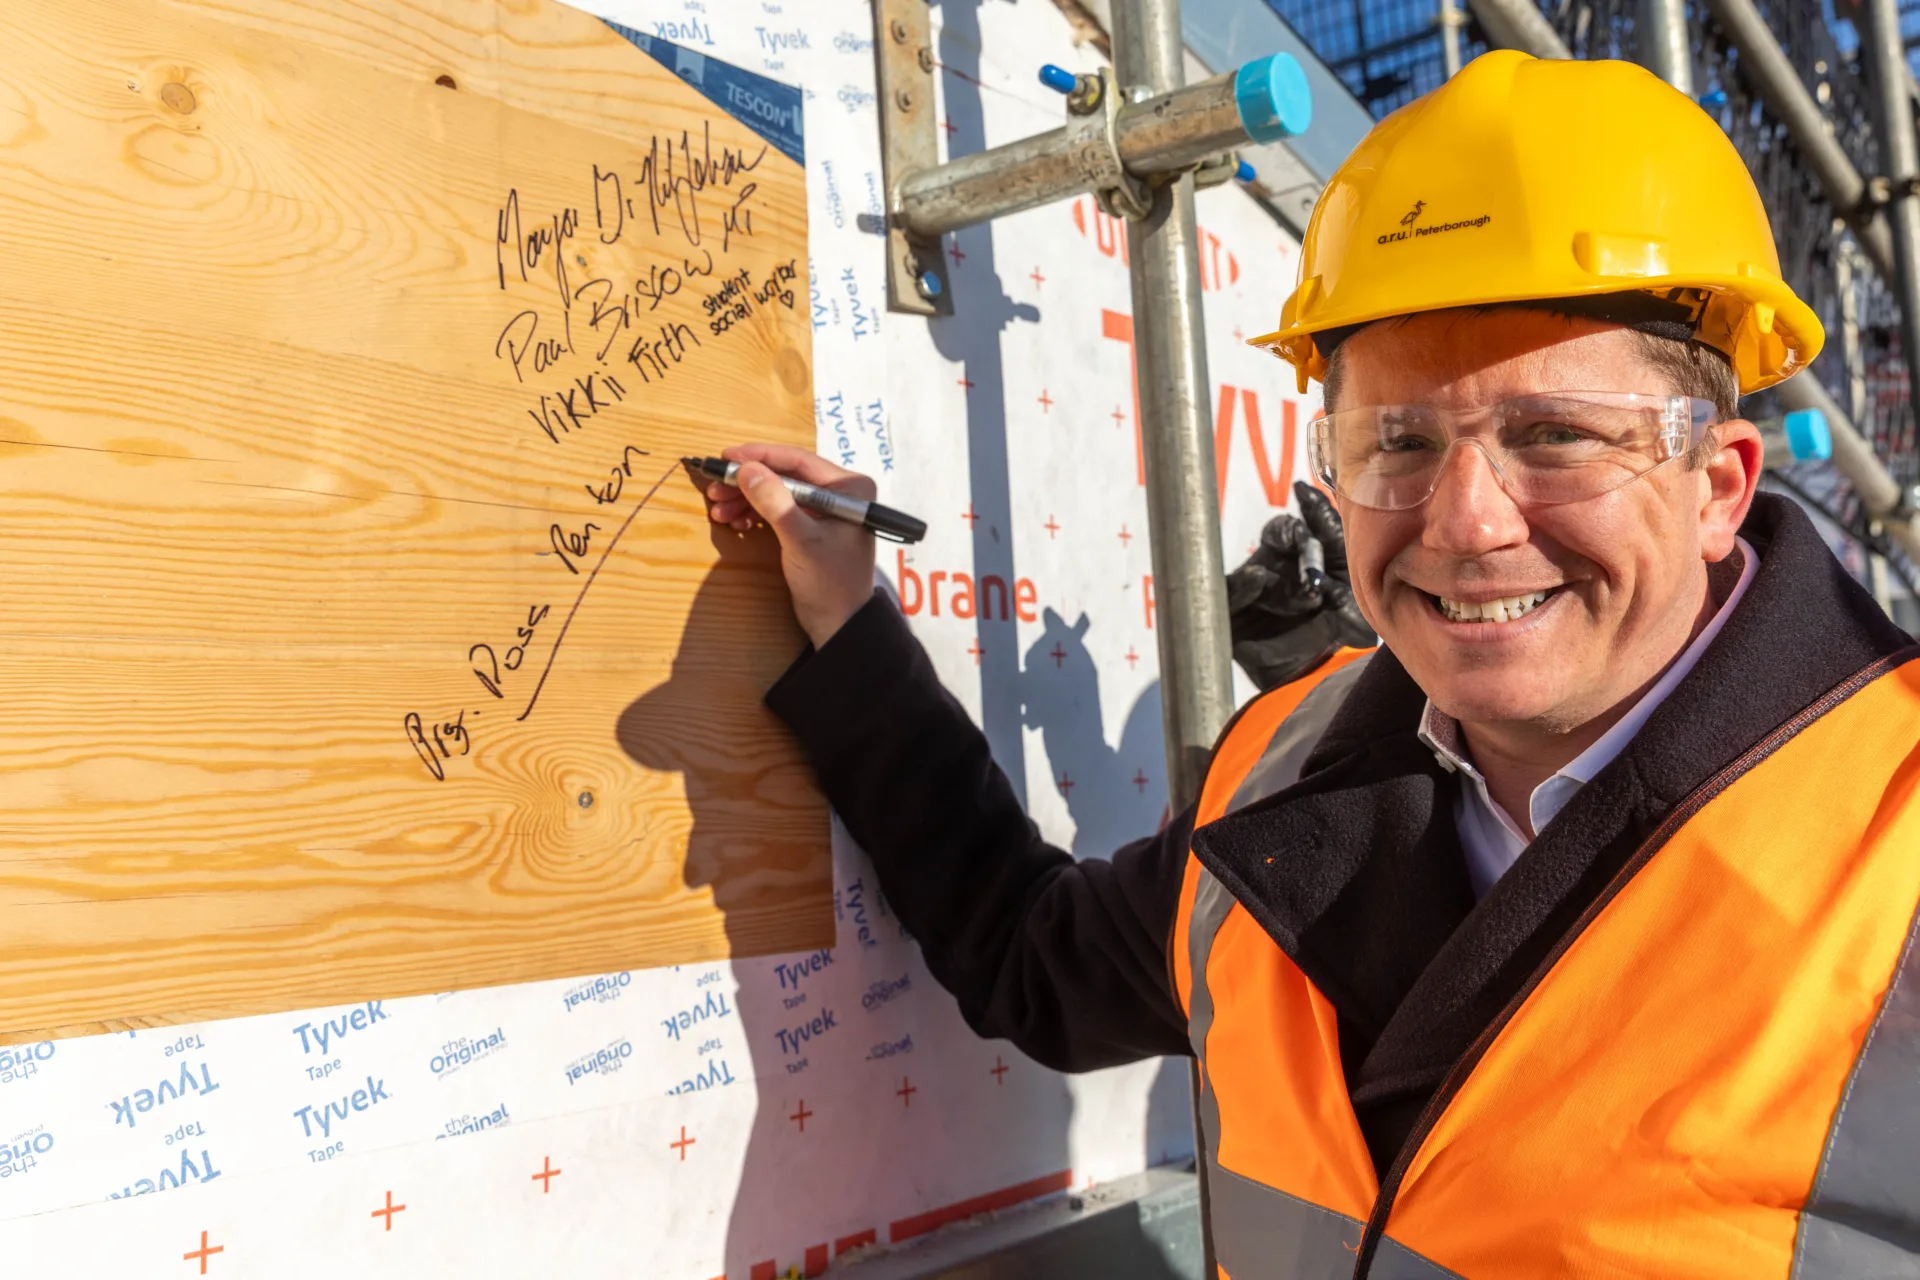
[708,52,1920,1279]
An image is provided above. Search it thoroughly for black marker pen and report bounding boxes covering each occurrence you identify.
[684,457,928,544]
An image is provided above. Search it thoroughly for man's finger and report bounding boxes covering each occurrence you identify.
[1233,612,1340,691]
[1255,512,1307,563]
[1225,563,1278,616]
[731,460,812,543]
[724,444,876,500]
[1294,481,1348,570]
[708,496,755,524]
[1322,579,1379,648]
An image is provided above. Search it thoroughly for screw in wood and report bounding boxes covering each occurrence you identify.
[895,87,914,111]
[917,46,933,72]
[890,18,908,42]
[578,791,594,809]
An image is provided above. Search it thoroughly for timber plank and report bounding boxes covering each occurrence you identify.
[0,0,827,1039]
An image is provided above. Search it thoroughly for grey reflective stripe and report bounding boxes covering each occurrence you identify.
[1371,1237,1466,1280]
[1186,652,1370,1068]
[1185,865,1233,1203]
[1791,895,1920,1278]
[1188,652,1455,1279]
[1208,1161,1365,1278]
[1224,653,1375,814]
[1206,1162,1462,1280]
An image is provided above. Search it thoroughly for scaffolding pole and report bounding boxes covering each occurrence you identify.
[1467,0,1572,59]
[1109,0,1232,1274]
[1439,0,1464,79]
[1775,373,1920,562]
[1108,0,1233,900]
[1637,0,1693,96]
[1861,0,1920,443]
[1699,0,1897,278]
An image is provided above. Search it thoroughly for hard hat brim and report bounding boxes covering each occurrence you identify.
[1250,274,1823,398]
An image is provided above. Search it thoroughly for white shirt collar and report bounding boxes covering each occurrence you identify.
[1417,536,1758,895]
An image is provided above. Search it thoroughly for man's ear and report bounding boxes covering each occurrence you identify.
[1699,419,1762,562]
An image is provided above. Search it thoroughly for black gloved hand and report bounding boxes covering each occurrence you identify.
[1225,481,1377,692]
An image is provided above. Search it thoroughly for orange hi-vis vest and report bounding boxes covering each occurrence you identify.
[1173,647,1920,1279]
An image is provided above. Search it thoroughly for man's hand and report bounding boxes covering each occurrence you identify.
[1226,481,1377,691]
[705,444,878,648]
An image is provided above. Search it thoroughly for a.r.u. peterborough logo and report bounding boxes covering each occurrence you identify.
[1378,200,1491,245]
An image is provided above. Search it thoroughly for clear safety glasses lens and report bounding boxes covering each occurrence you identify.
[1310,393,1717,512]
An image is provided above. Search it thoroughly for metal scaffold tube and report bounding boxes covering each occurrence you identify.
[1637,0,1693,95]
[1861,0,1920,441]
[1775,372,1920,562]
[1685,0,1920,561]
[1467,0,1572,60]
[1109,0,1232,1272]
[1699,0,1897,278]
[896,72,1246,239]
[1110,0,1233,824]
[1439,0,1464,79]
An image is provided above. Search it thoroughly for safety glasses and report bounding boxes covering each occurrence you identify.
[1308,392,1719,512]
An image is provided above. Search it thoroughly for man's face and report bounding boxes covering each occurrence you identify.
[1332,309,1759,734]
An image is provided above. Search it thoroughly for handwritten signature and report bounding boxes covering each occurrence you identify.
[495,189,581,310]
[469,605,553,700]
[592,123,768,253]
[585,445,655,506]
[404,710,470,782]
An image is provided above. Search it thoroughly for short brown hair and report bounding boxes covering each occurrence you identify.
[1320,307,1741,427]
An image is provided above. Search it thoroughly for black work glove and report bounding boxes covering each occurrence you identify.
[1226,481,1377,692]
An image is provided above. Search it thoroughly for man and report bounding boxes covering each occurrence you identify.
[705,52,1920,1278]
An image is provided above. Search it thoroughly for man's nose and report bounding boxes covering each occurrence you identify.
[1421,439,1529,557]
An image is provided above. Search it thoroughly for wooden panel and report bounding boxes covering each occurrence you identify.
[0,0,827,1041]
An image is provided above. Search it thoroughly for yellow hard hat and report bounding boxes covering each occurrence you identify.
[1252,50,1823,395]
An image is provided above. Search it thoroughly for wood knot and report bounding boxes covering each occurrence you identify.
[435,74,457,90]
[774,348,809,395]
[159,82,196,114]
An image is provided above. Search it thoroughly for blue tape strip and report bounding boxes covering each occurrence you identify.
[604,21,805,167]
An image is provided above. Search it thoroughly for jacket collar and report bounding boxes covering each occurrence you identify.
[1190,494,1914,1147]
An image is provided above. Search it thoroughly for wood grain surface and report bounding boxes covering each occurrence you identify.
[0,0,828,1041]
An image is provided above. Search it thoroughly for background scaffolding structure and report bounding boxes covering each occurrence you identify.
[1261,0,1920,625]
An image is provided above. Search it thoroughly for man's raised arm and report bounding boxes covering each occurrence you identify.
[707,444,1192,1069]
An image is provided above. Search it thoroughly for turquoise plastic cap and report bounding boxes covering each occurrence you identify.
[1233,54,1312,145]
[1783,407,1833,462]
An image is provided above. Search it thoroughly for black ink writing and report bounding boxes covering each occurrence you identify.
[586,446,655,505]
[549,520,602,575]
[701,259,800,336]
[596,124,769,252]
[404,710,469,782]
[524,373,628,444]
[495,310,571,384]
[495,189,581,310]
[575,250,715,364]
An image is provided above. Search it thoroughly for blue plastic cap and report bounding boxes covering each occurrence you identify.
[1039,64,1078,96]
[1235,159,1256,183]
[1783,407,1832,462]
[1699,86,1729,108]
[1234,53,1312,144]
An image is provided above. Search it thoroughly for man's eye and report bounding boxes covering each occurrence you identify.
[1527,423,1586,446]
[1378,434,1434,453]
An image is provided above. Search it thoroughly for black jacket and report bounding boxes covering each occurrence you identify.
[764,494,1912,1178]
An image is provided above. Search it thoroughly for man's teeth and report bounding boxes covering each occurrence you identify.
[1437,590,1551,623]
